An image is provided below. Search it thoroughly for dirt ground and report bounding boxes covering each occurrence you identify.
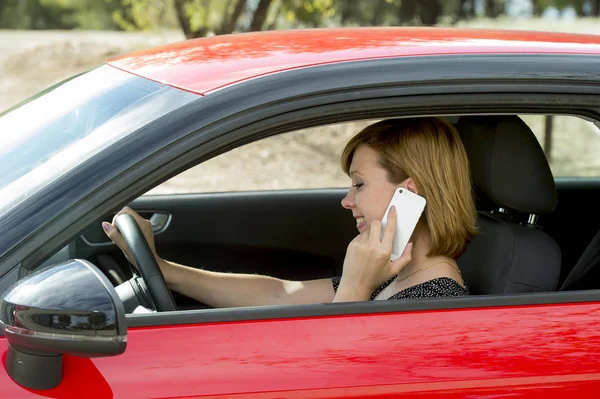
[1,23,599,195]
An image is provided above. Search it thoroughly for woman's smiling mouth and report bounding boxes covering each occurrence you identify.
[355,216,367,232]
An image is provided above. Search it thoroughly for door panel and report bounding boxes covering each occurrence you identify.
[3,302,599,398]
[76,190,356,280]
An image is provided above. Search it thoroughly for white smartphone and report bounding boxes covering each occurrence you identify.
[381,188,427,261]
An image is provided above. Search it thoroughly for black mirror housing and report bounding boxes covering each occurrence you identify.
[0,259,127,390]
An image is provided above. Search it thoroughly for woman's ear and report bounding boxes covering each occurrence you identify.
[400,178,419,195]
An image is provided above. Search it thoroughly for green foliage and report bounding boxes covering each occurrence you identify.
[0,0,76,29]
[105,0,176,31]
[181,0,228,33]
[282,0,337,27]
[0,0,596,32]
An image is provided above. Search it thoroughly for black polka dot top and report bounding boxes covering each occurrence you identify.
[331,275,469,300]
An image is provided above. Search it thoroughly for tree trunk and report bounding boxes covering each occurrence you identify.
[399,0,417,24]
[484,0,506,18]
[221,0,246,35]
[419,0,442,26]
[531,0,541,16]
[340,0,360,25]
[372,0,388,26]
[173,0,193,38]
[250,0,272,31]
[485,0,497,18]
[173,0,206,38]
[454,0,469,23]
[544,115,554,162]
[467,0,476,17]
[573,0,585,16]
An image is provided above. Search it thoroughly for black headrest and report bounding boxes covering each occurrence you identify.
[456,116,557,215]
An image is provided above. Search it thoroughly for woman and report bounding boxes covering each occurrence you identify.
[103,117,477,307]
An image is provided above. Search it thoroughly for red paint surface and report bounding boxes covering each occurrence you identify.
[107,28,600,95]
[2,302,600,398]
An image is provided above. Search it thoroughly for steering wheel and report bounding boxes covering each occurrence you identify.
[115,213,176,312]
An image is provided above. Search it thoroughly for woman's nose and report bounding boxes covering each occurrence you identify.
[341,190,354,209]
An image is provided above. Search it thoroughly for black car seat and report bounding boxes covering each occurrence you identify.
[456,115,561,294]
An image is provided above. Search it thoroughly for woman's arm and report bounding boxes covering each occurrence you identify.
[103,207,335,308]
[160,259,335,307]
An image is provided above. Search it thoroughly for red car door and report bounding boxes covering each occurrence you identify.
[2,301,600,398]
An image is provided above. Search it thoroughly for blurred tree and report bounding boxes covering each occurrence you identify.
[171,0,274,38]
[371,0,389,25]
[531,0,541,15]
[250,0,272,31]
[339,0,359,25]
[419,0,442,25]
[484,0,505,18]
[0,0,78,29]
[593,0,600,16]
[553,0,586,15]
[281,0,336,28]
[220,0,247,34]
[398,0,417,24]
[455,0,476,21]
[106,0,172,31]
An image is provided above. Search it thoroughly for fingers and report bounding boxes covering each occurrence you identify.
[390,242,413,274]
[381,206,397,249]
[102,221,134,262]
[112,206,153,238]
[112,206,144,226]
[361,224,371,242]
[368,219,382,241]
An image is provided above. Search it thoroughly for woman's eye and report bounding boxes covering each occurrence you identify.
[352,183,364,190]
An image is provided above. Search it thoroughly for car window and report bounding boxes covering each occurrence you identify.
[146,121,377,195]
[521,115,600,178]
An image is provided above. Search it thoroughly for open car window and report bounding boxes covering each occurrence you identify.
[144,121,374,195]
[521,115,600,177]
[147,114,600,197]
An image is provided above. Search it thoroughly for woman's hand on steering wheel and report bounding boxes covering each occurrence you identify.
[102,207,160,268]
[102,207,176,312]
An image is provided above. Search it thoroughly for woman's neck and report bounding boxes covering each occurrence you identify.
[396,230,452,280]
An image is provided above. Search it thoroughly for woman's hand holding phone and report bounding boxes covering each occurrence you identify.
[334,206,413,302]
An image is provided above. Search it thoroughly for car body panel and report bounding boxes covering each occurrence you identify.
[107,28,600,95]
[1,302,600,397]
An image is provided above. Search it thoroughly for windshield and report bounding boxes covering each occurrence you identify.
[0,65,198,219]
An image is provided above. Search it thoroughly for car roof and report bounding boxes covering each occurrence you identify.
[107,27,600,96]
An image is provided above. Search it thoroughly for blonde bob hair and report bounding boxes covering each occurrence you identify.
[341,117,477,259]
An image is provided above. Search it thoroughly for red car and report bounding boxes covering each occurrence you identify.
[1,27,600,398]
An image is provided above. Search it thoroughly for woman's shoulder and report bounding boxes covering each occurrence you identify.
[388,277,469,300]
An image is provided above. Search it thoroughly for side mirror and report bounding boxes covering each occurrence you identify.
[0,259,126,390]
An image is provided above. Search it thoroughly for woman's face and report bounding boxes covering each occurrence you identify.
[341,145,398,234]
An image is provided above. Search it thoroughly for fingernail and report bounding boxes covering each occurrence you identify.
[390,205,396,213]
[102,222,111,233]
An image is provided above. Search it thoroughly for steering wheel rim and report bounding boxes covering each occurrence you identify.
[115,214,176,312]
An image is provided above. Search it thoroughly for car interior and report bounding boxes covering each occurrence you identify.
[40,112,600,312]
